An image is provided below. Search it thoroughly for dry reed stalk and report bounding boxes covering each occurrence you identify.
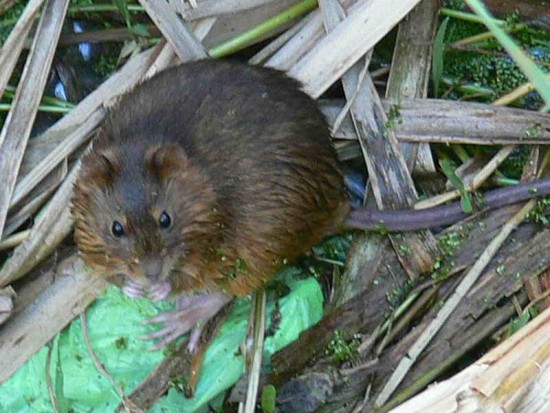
[319,0,438,277]
[5,160,67,237]
[242,291,267,413]
[9,108,104,208]
[385,0,439,174]
[322,99,550,145]
[415,78,549,210]
[288,0,422,98]
[0,0,69,237]
[0,254,107,384]
[0,287,15,325]
[387,306,550,413]
[138,0,208,61]
[181,0,278,20]
[0,0,44,97]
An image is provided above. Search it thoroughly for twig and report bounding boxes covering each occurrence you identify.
[376,287,437,355]
[10,108,103,209]
[415,145,516,209]
[352,383,372,413]
[525,289,550,313]
[243,291,267,413]
[377,294,528,412]
[81,312,141,413]
[331,54,371,134]
[181,0,277,20]
[0,229,31,250]
[45,341,60,413]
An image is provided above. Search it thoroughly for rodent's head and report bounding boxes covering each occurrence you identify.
[72,141,218,286]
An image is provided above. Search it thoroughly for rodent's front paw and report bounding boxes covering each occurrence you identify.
[149,282,172,302]
[141,292,231,350]
[122,279,146,298]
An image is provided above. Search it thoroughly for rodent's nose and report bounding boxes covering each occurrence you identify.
[143,260,163,281]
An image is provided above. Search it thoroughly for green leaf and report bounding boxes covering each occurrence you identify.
[113,0,132,28]
[432,17,449,98]
[440,158,473,213]
[508,311,531,335]
[130,23,150,37]
[261,385,277,413]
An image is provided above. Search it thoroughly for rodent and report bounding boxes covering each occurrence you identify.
[72,59,550,346]
[73,59,349,301]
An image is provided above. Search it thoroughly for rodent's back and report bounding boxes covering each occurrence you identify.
[76,60,349,295]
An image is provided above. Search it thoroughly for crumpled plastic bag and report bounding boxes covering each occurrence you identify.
[0,267,322,412]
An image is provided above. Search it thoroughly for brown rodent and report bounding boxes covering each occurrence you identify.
[73,59,349,299]
[72,59,550,346]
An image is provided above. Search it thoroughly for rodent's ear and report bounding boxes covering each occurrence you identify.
[144,144,188,181]
[80,147,120,189]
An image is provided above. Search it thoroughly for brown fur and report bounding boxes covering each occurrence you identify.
[72,59,349,297]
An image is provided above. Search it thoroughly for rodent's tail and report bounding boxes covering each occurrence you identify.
[345,177,550,232]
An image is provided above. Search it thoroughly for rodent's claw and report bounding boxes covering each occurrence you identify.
[140,292,231,350]
[141,311,198,351]
[122,279,146,298]
[187,326,204,354]
[149,282,172,301]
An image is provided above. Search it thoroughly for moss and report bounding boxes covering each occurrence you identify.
[114,336,128,350]
[499,146,530,179]
[385,103,403,130]
[438,229,468,256]
[440,14,549,105]
[325,330,361,363]
[526,196,550,225]
[0,0,26,43]
[443,0,465,10]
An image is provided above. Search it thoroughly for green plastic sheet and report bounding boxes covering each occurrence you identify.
[0,268,322,412]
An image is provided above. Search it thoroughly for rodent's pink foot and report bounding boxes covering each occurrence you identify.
[122,279,146,298]
[141,292,231,351]
[149,282,172,302]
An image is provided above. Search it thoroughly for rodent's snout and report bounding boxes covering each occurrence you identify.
[142,259,164,282]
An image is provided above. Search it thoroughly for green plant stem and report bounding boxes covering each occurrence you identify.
[209,0,318,58]
[442,76,495,96]
[0,103,70,113]
[451,145,469,163]
[440,8,505,26]
[378,291,420,338]
[69,4,144,14]
[3,86,75,108]
[451,24,526,48]
[493,176,520,186]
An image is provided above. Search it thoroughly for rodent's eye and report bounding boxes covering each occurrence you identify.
[112,221,125,238]
[159,211,172,229]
